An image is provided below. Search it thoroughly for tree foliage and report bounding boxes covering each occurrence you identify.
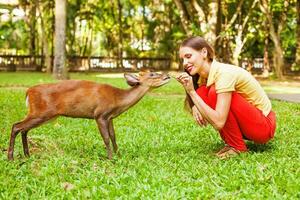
[0,0,298,77]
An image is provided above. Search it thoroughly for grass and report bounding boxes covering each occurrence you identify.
[0,72,299,199]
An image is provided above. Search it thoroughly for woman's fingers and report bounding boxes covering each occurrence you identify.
[192,106,206,126]
[176,73,190,81]
[197,114,206,126]
[194,113,201,125]
[192,106,209,127]
[176,73,191,86]
[200,119,207,127]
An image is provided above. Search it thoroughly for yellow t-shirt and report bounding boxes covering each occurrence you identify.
[206,60,272,116]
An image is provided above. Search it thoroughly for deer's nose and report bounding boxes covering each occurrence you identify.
[163,72,170,78]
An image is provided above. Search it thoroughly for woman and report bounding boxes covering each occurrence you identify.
[176,36,276,159]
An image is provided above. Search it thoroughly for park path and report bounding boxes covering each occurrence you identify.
[268,93,300,103]
[257,77,300,103]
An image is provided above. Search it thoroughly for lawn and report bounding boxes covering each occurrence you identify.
[0,72,299,199]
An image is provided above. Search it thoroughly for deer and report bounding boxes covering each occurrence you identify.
[7,70,170,160]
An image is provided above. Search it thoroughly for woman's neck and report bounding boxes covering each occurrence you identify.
[199,60,212,78]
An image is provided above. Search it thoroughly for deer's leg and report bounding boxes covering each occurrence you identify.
[21,131,29,157]
[108,119,118,153]
[96,117,112,159]
[8,115,54,160]
[8,123,22,160]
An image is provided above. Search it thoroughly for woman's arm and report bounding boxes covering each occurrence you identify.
[188,91,231,130]
[192,105,208,126]
[177,73,231,130]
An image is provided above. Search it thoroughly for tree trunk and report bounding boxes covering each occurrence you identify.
[88,23,93,71]
[293,0,300,69]
[29,1,37,56]
[204,1,218,44]
[215,0,222,49]
[189,0,206,33]
[263,22,270,77]
[81,23,89,56]
[231,0,259,66]
[273,47,284,78]
[173,0,192,35]
[260,0,284,79]
[51,2,55,71]
[26,0,37,69]
[231,25,243,66]
[38,2,52,73]
[117,0,123,68]
[188,0,218,43]
[53,0,68,79]
[269,31,284,79]
[220,2,231,63]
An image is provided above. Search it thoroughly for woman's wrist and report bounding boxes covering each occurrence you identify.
[187,89,197,96]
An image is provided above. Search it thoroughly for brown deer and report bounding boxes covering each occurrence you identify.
[8,70,170,160]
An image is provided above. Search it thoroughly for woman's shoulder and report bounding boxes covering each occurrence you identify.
[216,61,247,74]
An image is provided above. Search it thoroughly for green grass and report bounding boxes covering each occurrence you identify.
[0,72,299,199]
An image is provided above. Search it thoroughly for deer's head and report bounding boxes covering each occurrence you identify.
[124,70,170,88]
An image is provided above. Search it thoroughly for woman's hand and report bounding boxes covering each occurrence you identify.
[175,72,194,93]
[192,105,207,127]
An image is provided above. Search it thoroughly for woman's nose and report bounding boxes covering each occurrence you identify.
[183,59,188,67]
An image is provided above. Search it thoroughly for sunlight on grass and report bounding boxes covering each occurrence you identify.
[0,72,299,199]
[95,73,126,78]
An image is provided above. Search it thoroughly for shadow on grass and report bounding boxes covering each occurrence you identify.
[246,141,275,153]
[209,140,275,156]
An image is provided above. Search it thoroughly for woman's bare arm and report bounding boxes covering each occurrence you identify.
[177,73,232,130]
[188,91,231,130]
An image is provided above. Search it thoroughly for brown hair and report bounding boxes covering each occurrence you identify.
[180,36,215,113]
[180,36,215,62]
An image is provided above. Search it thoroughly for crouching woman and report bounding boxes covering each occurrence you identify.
[176,36,276,159]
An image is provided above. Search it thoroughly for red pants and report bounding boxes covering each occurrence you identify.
[196,85,276,151]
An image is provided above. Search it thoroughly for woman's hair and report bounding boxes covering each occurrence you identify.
[180,36,215,113]
[180,36,215,62]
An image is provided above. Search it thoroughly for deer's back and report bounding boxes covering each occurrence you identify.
[26,80,122,118]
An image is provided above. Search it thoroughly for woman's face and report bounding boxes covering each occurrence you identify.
[179,46,207,76]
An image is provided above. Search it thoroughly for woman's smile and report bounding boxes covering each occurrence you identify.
[185,64,194,73]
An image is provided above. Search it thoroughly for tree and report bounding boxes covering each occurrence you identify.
[262,18,270,77]
[1,0,299,76]
[230,0,259,66]
[173,0,192,35]
[259,0,289,79]
[38,0,54,73]
[53,0,68,79]
[292,0,300,70]
[117,0,123,68]
[173,0,218,43]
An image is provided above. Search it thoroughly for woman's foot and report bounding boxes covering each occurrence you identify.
[215,145,231,155]
[216,146,242,159]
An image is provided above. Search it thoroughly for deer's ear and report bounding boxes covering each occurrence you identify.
[124,73,140,86]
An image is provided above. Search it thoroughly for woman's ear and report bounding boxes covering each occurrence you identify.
[201,48,208,58]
